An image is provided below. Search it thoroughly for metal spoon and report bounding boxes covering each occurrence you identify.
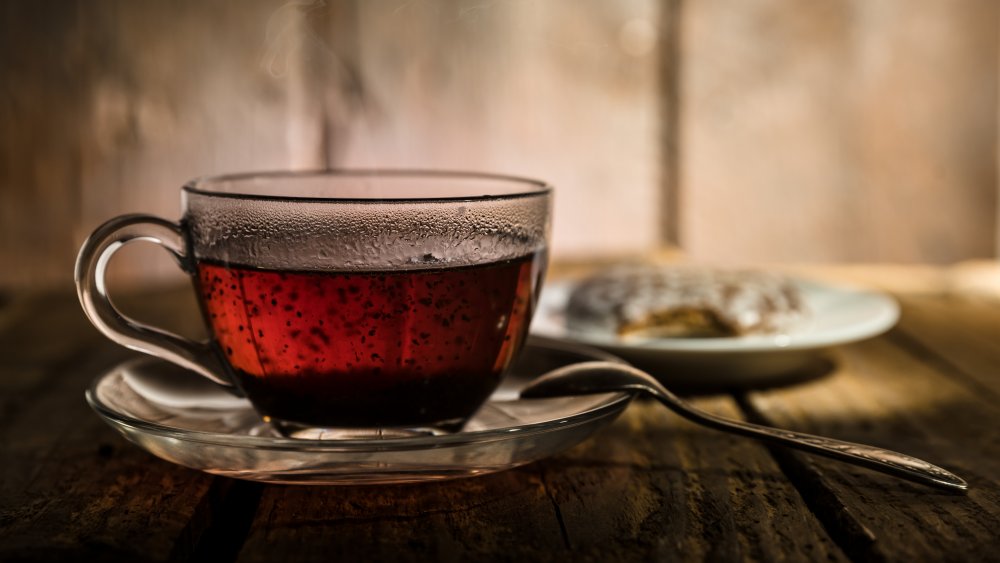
[520,361,968,493]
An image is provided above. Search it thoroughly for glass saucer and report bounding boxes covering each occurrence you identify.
[86,339,631,485]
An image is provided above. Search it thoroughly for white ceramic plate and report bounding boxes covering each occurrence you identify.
[530,279,900,389]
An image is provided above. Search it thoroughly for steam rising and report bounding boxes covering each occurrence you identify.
[260,0,369,169]
[261,0,329,79]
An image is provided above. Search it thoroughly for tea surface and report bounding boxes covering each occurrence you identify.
[196,255,541,427]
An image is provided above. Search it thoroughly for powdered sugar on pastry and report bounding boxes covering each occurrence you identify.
[566,265,805,338]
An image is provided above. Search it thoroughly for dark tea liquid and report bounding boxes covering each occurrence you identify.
[195,254,542,428]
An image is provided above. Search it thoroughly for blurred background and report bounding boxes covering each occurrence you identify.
[1,0,997,289]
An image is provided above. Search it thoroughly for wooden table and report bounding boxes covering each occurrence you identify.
[2,264,1000,561]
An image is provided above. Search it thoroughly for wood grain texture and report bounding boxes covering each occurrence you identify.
[895,295,1000,402]
[7,269,1000,559]
[237,397,844,562]
[0,288,220,562]
[743,333,1000,561]
[237,468,565,563]
[536,397,844,562]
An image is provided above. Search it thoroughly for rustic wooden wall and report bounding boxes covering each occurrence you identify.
[340,0,662,262]
[680,0,998,263]
[0,0,662,289]
[0,0,997,290]
[0,0,296,288]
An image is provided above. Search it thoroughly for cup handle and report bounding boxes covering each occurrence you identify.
[75,214,232,387]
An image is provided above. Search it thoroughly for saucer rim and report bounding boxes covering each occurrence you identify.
[85,356,632,452]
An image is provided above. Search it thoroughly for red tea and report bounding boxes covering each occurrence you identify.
[195,254,542,428]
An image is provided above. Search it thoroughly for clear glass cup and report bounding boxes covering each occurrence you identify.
[76,170,552,436]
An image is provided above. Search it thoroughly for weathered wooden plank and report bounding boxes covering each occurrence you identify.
[0,351,219,562]
[538,397,846,561]
[0,291,112,429]
[236,468,566,563]
[894,295,1000,401]
[744,336,1000,561]
[0,285,204,415]
[0,288,224,562]
[239,396,844,562]
[14,279,1000,561]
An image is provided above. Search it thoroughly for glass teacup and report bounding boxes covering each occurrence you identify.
[76,170,551,436]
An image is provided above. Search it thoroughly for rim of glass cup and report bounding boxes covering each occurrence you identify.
[182,169,552,204]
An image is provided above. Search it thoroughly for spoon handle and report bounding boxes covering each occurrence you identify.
[519,361,967,493]
[667,400,968,493]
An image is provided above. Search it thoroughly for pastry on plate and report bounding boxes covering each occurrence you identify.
[565,265,804,338]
